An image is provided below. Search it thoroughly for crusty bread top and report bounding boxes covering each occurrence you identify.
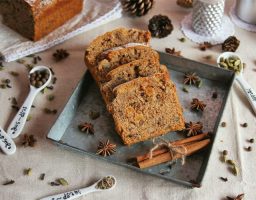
[84,28,151,67]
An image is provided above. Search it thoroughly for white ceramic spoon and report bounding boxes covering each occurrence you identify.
[40,176,117,200]
[0,126,16,155]
[7,66,52,139]
[217,52,256,115]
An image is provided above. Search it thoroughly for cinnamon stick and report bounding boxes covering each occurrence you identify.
[138,139,210,169]
[136,133,209,163]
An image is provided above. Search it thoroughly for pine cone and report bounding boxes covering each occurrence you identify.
[122,0,154,17]
[148,15,173,38]
[177,0,193,8]
[222,36,240,52]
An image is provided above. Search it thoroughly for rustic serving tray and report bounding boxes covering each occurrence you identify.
[47,52,235,187]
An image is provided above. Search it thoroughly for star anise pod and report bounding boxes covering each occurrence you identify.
[21,134,37,147]
[191,98,206,111]
[184,122,203,137]
[53,49,69,61]
[183,72,199,85]
[165,48,182,57]
[226,193,244,200]
[199,42,212,51]
[78,122,94,134]
[96,139,116,157]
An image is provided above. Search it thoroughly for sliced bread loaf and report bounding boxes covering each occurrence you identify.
[95,45,159,83]
[101,58,167,105]
[84,28,151,68]
[109,73,185,145]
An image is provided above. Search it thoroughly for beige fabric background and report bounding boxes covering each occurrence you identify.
[0,0,256,199]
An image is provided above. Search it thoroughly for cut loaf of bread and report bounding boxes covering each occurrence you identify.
[109,73,185,145]
[84,28,151,68]
[101,58,167,105]
[95,45,159,83]
[0,0,83,41]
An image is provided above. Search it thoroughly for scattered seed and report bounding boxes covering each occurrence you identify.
[196,80,203,88]
[47,86,54,90]
[24,168,32,176]
[9,71,19,76]
[249,138,254,143]
[220,177,228,182]
[50,182,60,186]
[179,37,186,42]
[241,123,248,127]
[26,115,32,121]
[227,159,236,166]
[57,178,69,186]
[44,108,57,114]
[89,111,100,120]
[16,59,26,64]
[232,165,239,176]
[159,169,171,175]
[182,86,189,93]
[221,122,226,127]
[212,92,218,99]
[47,95,55,101]
[52,77,57,84]
[245,146,252,152]
[39,173,45,180]
[204,55,213,60]
[3,180,15,185]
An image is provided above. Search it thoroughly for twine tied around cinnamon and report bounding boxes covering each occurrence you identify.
[149,138,187,165]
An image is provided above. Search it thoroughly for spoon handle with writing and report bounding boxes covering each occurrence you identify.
[40,185,97,200]
[236,75,256,115]
[0,126,16,155]
[7,89,37,139]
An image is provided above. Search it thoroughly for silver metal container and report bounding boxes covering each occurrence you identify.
[236,0,256,25]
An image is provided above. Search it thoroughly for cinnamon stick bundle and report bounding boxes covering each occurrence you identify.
[136,133,210,169]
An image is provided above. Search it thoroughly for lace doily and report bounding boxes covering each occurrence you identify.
[229,0,256,32]
[181,13,235,44]
[0,0,122,62]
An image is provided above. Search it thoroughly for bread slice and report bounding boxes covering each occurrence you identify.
[101,58,167,105]
[95,45,159,83]
[84,28,151,68]
[109,73,185,145]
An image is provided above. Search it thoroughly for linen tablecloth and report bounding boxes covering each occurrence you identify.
[0,0,255,199]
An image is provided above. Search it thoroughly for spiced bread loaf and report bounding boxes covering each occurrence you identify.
[110,73,185,145]
[84,28,151,68]
[0,0,83,41]
[101,58,167,105]
[95,46,159,83]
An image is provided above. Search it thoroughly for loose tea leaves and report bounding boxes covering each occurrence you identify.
[44,108,57,114]
[24,168,32,176]
[39,173,45,181]
[220,177,228,182]
[96,176,115,190]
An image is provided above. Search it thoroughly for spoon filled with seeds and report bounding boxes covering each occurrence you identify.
[40,175,117,200]
[217,52,256,115]
[7,66,52,139]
